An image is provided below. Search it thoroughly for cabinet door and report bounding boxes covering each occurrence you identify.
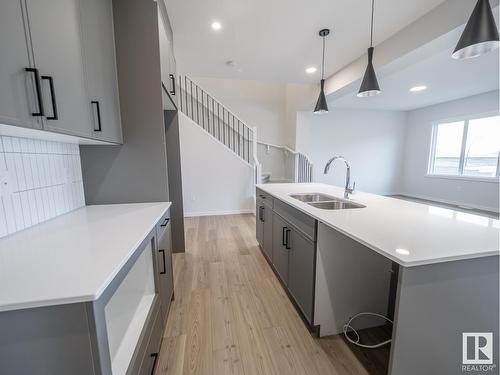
[0,0,41,129]
[158,11,171,89]
[262,203,273,261]
[272,213,289,285]
[256,203,264,247]
[288,228,315,323]
[157,222,174,325]
[26,0,92,137]
[78,0,123,143]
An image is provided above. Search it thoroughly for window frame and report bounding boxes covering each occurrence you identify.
[426,112,500,183]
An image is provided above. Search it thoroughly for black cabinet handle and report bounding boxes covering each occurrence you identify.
[259,206,265,222]
[159,249,166,274]
[41,76,58,120]
[169,74,175,95]
[25,68,44,117]
[282,226,287,246]
[160,218,169,227]
[150,352,159,375]
[91,101,102,131]
[261,206,265,222]
[285,229,291,250]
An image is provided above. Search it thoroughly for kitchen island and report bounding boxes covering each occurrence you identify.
[0,202,174,375]
[256,183,499,375]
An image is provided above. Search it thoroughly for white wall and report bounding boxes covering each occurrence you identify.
[0,136,85,238]
[296,108,407,195]
[178,113,254,216]
[401,90,500,212]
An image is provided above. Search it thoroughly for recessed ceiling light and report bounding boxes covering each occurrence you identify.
[396,248,410,255]
[211,21,222,31]
[409,85,427,92]
[306,66,317,74]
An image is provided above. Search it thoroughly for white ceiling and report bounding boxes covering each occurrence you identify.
[330,41,500,111]
[164,0,447,83]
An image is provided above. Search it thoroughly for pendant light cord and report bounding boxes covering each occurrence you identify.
[321,35,326,80]
[370,0,375,47]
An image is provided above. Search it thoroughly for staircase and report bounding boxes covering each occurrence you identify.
[177,76,312,185]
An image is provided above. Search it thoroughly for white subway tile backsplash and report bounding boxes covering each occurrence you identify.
[0,136,85,239]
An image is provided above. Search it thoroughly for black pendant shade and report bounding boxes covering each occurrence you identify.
[452,0,499,59]
[314,79,328,114]
[313,29,330,114]
[358,0,381,97]
[357,47,381,97]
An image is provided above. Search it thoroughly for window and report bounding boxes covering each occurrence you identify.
[428,115,500,179]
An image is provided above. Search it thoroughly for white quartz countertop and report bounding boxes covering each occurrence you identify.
[257,183,499,267]
[0,202,171,312]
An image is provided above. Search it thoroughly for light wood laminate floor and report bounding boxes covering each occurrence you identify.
[155,214,385,375]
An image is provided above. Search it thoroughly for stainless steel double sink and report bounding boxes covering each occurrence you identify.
[289,193,366,210]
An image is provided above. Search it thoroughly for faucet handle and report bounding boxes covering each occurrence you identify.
[347,181,356,194]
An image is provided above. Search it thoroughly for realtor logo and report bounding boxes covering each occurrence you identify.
[463,333,493,365]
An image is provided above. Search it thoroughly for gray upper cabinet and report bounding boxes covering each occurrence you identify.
[78,0,123,143]
[0,0,122,143]
[26,0,92,138]
[0,1,41,130]
[157,6,177,105]
[288,228,315,323]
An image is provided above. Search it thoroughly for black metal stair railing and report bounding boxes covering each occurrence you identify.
[178,76,255,164]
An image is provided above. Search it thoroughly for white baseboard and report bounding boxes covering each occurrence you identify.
[184,208,255,218]
[394,192,499,214]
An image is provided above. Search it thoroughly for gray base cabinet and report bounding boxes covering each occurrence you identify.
[256,196,273,261]
[256,188,317,325]
[288,228,315,323]
[156,216,174,325]
[272,213,290,284]
[0,212,173,375]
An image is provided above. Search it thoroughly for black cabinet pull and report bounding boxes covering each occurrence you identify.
[169,74,175,95]
[25,68,44,117]
[261,206,265,222]
[282,226,287,246]
[285,229,291,250]
[160,218,169,227]
[41,76,58,120]
[91,101,102,131]
[159,249,166,274]
[150,352,159,374]
[259,206,265,222]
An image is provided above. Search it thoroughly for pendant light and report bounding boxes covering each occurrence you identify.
[314,29,330,114]
[452,0,499,59]
[358,0,381,97]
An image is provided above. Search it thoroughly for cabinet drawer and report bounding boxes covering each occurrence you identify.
[256,188,273,207]
[274,199,316,241]
[138,304,163,375]
[156,209,171,240]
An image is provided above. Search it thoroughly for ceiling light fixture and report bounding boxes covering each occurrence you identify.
[314,29,330,114]
[409,85,427,92]
[358,0,381,97]
[306,66,317,74]
[396,248,410,256]
[211,21,222,31]
[452,0,499,59]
